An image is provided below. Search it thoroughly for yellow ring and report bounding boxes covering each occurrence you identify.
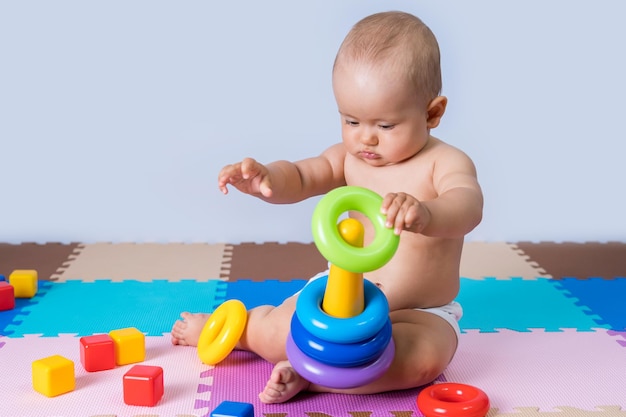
[197,299,247,365]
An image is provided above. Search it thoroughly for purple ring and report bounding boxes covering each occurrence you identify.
[286,331,395,389]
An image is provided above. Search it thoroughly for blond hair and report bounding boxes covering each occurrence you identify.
[334,11,442,103]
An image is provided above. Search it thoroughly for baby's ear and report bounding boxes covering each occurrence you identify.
[426,96,448,129]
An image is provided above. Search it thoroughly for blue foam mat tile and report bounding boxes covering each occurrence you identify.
[0,281,53,336]
[551,277,626,331]
[224,279,308,310]
[457,277,608,332]
[4,279,225,337]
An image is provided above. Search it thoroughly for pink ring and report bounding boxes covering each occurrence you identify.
[286,332,394,389]
[417,383,490,417]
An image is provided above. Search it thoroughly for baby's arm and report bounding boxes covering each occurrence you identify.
[218,143,347,204]
[382,149,483,238]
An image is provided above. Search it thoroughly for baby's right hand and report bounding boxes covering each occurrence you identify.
[217,157,273,198]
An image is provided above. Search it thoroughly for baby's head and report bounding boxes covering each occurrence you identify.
[332,12,447,166]
[333,11,442,107]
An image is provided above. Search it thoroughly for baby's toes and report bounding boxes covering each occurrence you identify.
[180,311,193,321]
[170,321,186,338]
[259,387,282,403]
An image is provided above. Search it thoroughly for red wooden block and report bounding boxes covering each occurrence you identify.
[123,365,164,407]
[0,282,15,311]
[80,334,115,372]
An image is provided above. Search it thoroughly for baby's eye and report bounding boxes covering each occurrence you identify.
[345,120,359,126]
[379,124,395,130]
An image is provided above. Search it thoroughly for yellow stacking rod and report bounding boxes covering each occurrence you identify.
[322,218,365,318]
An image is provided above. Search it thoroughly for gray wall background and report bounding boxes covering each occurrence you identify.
[2,1,624,244]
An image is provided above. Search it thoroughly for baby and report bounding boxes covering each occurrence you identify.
[171,11,483,404]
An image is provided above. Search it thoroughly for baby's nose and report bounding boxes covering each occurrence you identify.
[360,129,378,145]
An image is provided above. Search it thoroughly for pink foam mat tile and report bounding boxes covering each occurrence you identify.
[2,333,206,417]
[489,406,626,417]
[498,406,626,417]
[607,330,626,347]
[205,350,432,417]
[446,328,626,413]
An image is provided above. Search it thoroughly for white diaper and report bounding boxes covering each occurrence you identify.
[415,301,463,340]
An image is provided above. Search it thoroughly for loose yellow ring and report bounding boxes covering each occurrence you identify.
[311,186,400,273]
[197,299,247,365]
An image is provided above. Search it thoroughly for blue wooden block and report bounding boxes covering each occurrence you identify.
[210,400,254,417]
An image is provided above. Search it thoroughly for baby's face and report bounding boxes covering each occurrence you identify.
[333,62,430,167]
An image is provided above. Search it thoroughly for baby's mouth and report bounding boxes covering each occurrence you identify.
[359,150,380,160]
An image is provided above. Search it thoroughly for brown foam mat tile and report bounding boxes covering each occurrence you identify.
[461,242,550,279]
[0,242,81,281]
[225,242,327,281]
[51,243,229,282]
[513,241,626,279]
[490,406,626,417]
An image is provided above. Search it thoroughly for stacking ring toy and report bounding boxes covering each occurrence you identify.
[296,276,389,343]
[311,186,400,273]
[286,332,395,389]
[417,383,490,417]
[197,299,247,365]
[290,313,392,367]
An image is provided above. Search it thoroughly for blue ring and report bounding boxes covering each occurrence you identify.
[286,331,395,389]
[296,276,389,343]
[291,313,392,367]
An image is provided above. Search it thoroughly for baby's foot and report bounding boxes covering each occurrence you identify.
[170,312,210,346]
[259,360,310,404]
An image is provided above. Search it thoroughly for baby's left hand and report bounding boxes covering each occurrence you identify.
[381,192,431,235]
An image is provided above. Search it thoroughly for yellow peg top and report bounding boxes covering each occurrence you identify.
[337,218,364,248]
[322,218,366,318]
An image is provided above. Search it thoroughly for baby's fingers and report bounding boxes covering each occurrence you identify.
[258,175,273,198]
[392,204,412,235]
[240,157,262,180]
[401,206,420,233]
[382,192,419,235]
[381,193,404,230]
[217,163,244,194]
[380,193,397,215]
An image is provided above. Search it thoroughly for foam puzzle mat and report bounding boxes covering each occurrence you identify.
[1,241,625,417]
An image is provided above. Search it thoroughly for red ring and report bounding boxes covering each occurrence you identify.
[417,383,489,417]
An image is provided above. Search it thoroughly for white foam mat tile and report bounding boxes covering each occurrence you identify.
[461,242,550,279]
[51,243,229,282]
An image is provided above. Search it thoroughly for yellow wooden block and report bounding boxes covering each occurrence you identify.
[9,269,38,298]
[109,327,146,365]
[32,355,75,397]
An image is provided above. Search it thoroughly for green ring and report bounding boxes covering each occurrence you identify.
[311,186,399,273]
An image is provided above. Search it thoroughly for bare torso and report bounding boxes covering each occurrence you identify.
[343,136,463,311]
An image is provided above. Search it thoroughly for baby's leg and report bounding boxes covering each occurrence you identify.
[170,294,298,363]
[170,312,211,346]
[357,308,457,393]
[238,295,297,364]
